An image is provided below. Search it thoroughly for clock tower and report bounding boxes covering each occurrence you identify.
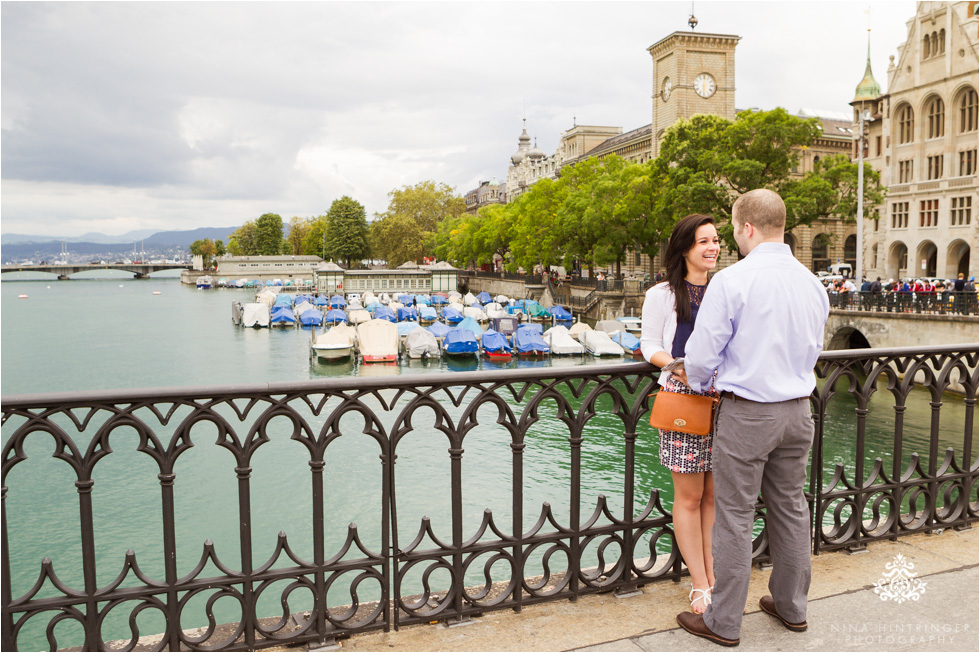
[648,29,740,157]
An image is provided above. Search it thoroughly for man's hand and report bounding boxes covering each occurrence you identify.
[672,363,689,386]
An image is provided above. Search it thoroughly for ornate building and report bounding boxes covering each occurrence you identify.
[853,0,978,283]
[493,20,858,278]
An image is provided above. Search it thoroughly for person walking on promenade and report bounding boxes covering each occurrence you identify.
[671,189,829,647]
[640,213,720,615]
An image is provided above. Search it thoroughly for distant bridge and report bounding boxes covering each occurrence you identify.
[0,263,191,279]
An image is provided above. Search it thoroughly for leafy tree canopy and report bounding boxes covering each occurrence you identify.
[326,196,371,267]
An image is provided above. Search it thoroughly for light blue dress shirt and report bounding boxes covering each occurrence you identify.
[685,242,830,402]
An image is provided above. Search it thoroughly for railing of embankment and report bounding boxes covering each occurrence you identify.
[1,344,977,651]
[828,290,979,315]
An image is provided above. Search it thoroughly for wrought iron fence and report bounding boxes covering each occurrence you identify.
[2,345,977,651]
[827,290,978,315]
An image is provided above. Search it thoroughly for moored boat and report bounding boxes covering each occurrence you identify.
[311,324,357,362]
[357,318,399,363]
[513,324,550,358]
[581,330,625,357]
[241,303,271,328]
[443,328,480,359]
[481,328,513,361]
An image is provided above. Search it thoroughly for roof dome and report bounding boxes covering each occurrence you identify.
[511,122,531,165]
[528,138,546,161]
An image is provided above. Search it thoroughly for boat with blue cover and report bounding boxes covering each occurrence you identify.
[270,305,296,327]
[443,328,480,358]
[481,329,513,361]
[324,309,348,325]
[440,306,464,325]
[513,325,550,357]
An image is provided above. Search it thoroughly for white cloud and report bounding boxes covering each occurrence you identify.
[1,1,916,238]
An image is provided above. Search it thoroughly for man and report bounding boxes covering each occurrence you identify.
[673,189,829,647]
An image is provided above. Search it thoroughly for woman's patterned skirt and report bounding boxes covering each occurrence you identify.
[657,375,714,474]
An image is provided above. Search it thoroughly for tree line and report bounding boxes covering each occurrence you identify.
[195,109,885,274]
[435,108,886,276]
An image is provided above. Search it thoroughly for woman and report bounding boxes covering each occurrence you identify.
[640,213,720,614]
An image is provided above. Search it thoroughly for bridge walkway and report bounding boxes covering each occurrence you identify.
[331,527,977,652]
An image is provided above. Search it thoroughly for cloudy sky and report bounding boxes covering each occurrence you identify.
[1,1,914,239]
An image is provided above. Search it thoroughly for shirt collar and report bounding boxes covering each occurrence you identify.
[746,242,792,257]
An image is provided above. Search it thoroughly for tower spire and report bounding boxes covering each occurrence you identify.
[853,23,881,102]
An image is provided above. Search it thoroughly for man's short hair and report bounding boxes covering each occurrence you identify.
[733,189,786,236]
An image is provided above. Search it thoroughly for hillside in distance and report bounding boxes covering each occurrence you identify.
[1,226,241,262]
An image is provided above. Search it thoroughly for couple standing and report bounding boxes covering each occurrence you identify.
[639,189,830,647]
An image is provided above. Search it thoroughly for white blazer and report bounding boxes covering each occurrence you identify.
[640,282,678,387]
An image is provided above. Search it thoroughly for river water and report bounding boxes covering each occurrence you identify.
[1,273,971,649]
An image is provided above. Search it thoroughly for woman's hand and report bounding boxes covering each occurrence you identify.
[672,363,689,386]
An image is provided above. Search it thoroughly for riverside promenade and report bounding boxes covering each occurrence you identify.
[324,528,978,652]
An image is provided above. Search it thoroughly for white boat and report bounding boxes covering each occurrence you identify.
[404,326,441,359]
[241,303,271,328]
[463,306,488,322]
[463,292,477,305]
[594,320,622,334]
[348,309,372,325]
[378,292,392,305]
[357,318,399,363]
[312,324,357,361]
[617,316,642,335]
[494,295,510,305]
[543,325,585,355]
[485,303,508,319]
[581,330,625,357]
[568,322,594,342]
[196,275,213,289]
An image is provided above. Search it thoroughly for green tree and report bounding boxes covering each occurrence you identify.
[255,213,285,256]
[370,214,427,268]
[326,196,371,267]
[286,217,310,256]
[377,181,466,261]
[652,108,886,250]
[508,178,567,272]
[301,215,330,258]
[190,238,218,269]
[227,222,258,256]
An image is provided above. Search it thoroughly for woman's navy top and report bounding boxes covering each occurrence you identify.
[671,280,707,358]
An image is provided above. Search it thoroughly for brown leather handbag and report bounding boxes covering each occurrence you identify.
[648,388,718,436]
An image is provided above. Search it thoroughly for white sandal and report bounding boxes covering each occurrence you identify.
[689,586,712,614]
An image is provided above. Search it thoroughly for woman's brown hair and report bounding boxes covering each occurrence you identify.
[664,213,715,323]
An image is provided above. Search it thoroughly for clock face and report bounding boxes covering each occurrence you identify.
[694,73,716,98]
[661,77,672,101]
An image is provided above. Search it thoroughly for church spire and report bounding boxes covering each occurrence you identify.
[853,28,881,102]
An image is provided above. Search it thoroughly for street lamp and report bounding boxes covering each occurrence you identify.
[856,107,873,288]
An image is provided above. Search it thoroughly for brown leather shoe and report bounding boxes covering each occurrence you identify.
[759,595,808,632]
[676,611,740,647]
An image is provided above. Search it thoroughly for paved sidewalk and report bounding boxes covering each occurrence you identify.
[335,527,978,652]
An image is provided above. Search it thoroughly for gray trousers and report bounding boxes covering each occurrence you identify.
[702,395,814,640]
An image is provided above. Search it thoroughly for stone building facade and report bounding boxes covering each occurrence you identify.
[852,0,978,283]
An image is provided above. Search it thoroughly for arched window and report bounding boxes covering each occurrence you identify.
[959,88,978,133]
[931,32,939,56]
[898,105,915,143]
[927,96,945,138]
[939,29,946,54]
[923,34,931,58]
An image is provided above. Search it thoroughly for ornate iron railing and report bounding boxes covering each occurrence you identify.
[2,344,977,651]
[827,290,978,315]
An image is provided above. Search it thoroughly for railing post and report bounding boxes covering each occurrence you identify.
[235,465,256,650]
[2,485,13,652]
[510,440,525,613]
[568,431,583,602]
[75,478,100,652]
[158,472,182,651]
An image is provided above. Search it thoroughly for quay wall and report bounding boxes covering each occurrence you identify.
[826,310,979,350]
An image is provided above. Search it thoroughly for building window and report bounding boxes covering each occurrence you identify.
[951,196,973,225]
[871,244,878,268]
[927,154,944,180]
[939,29,946,54]
[960,149,978,176]
[922,33,931,59]
[919,199,939,227]
[898,159,914,183]
[898,105,914,144]
[926,96,945,138]
[892,201,909,228]
[874,209,880,231]
[960,89,978,133]
[876,135,882,156]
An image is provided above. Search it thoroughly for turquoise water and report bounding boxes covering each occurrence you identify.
[1,273,972,650]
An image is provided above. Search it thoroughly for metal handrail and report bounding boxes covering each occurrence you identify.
[2,344,977,651]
